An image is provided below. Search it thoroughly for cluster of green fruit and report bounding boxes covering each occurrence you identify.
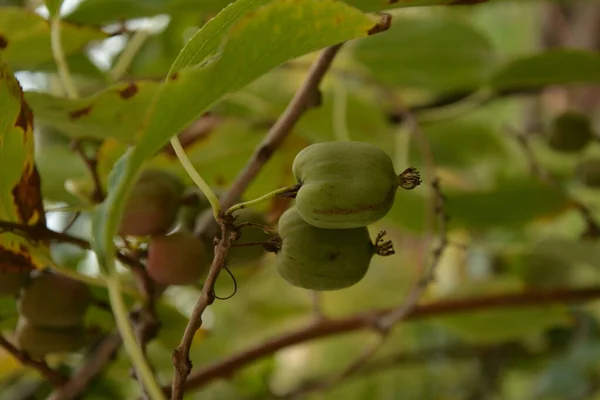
[119,169,271,287]
[0,270,91,358]
[272,141,421,291]
[546,111,600,188]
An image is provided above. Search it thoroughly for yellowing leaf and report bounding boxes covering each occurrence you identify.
[0,57,48,272]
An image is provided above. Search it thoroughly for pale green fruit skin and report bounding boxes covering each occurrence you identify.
[118,169,184,236]
[15,318,86,359]
[0,271,29,297]
[293,141,398,229]
[276,206,374,291]
[147,231,210,286]
[18,272,92,328]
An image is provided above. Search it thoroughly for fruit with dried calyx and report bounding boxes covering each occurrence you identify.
[292,141,420,229]
[18,272,92,328]
[547,111,594,153]
[147,230,210,286]
[14,318,86,359]
[0,271,29,297]
[274,206,394,291]
[576,157,600,188]
[118,169,185,236]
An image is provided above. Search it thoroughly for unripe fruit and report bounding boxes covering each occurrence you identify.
[576,157,600,188]
[118,169,184,236]
[18,272,92,328]
[292,141,420,229]
[147,230,210,286]
[275,206,393,291]
[0,271,29,297]
[547,111,593,153]
[14,318,86,359]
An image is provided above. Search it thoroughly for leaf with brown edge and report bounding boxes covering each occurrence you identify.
[0,57,48,273]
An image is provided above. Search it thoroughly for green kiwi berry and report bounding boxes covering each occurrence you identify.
[147,230,210,286]
[576,157,600,188]
[548,111,593,153]
[0,271,29,297]
[14,318,86,359]
[275,206,393,291]
[293,141,420,229]
[118,169,184,236]
[18,272,92,328]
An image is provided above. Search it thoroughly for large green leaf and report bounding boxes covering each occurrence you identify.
[0,7,107,70]
[353,16,495,92]
[91,0,380,273]
[491,50,600,91]
[0,57,48,272]
[65,0,484,26]
[25,81,160,141]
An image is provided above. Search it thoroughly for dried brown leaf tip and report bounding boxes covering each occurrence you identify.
[0,246,36,273]
[69,105,92,120]
[368,13,392,35]
[11,163,45,226]
[0,35,7,49]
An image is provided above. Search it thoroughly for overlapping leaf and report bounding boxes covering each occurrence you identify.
[0,57,47,272]
[0,7,107,70]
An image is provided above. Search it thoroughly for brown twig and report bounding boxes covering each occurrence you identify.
[0,220,145,270]
[162,285,600,396]
[47,333,122,400]
[0,335,68,388]
[70,139,105,203]
[171,216,238,400]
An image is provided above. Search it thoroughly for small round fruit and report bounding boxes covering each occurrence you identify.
[293,141,420,229]
[147,230,210,286]
[0,271,29,297]
[275,206,381,291]
[14,318,86,359]
[547,111,593,153]
[118,169,184,236]
[576,158,600,188]
[18,272,92,328]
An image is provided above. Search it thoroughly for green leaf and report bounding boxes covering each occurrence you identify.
[0,7,107,70]
[491,50,600,91]
[25,81,160,141]
[353,16,495,92]
[0,57,48,272]
[387,177,570,232]
[92,0,379,274]
[433,279,572,344]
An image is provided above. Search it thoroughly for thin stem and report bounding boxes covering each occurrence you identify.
[106,276,166,400]
[50,15,78,99]
[332,79,350,141]
[108,29,151,82]
[225,184,301,216]
[170,136,221,219]
[0,335,67,388]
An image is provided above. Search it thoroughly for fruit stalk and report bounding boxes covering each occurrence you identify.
[225,184,301,216]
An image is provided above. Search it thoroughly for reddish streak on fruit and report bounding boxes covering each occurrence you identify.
[310,186,396,216]
[11,164,45,226]
[118,83,138,99]
[367,13,392,35]
[0,248,35,272]
[68,105,92,120]
[0,35,7,49]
